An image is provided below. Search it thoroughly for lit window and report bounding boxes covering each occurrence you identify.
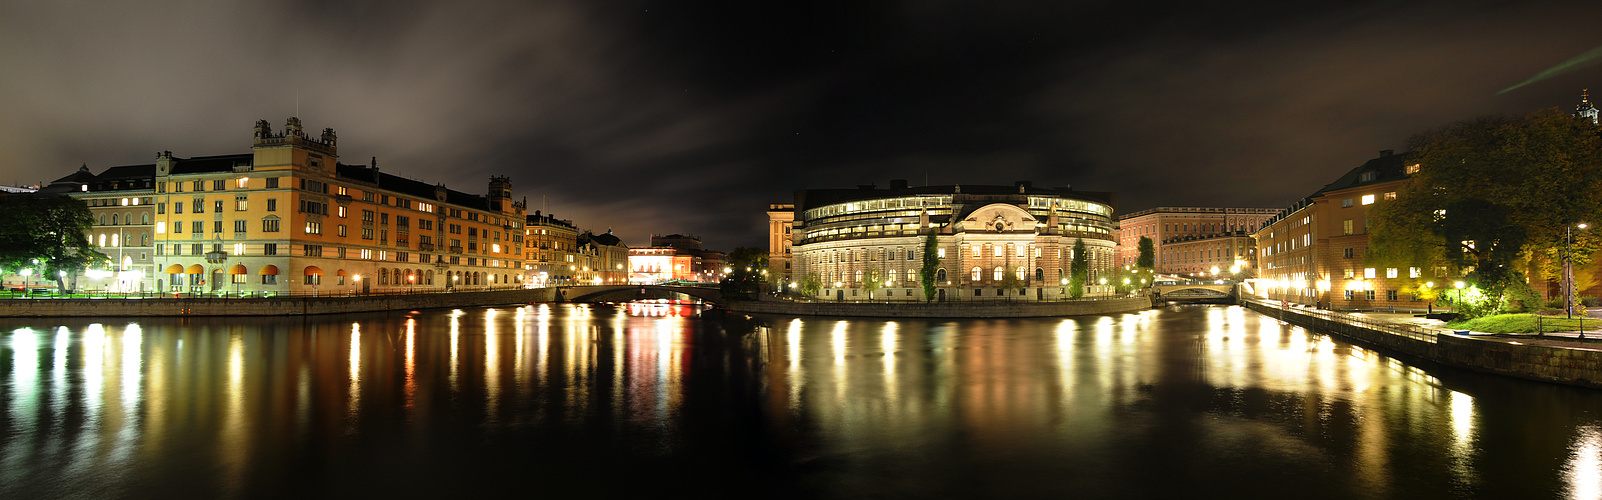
[993,267,1003,281]
[971,267,981,281]
[1364,268,1376,279]
[1409,267,1420,278]
[937,248,945,258]
[236,177,249,189]
[155,222,166,234]
[233,243,246,255]
[1361,194,1375,205]
[1384,192,1396,200]
[1406,164,1420,174]
[1386,268,1398,278]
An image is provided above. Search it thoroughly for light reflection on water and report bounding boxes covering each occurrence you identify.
[1,304,1601,498]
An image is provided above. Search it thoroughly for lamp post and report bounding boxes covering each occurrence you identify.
[1098,277,1107,298]
[1453,281,1466,313]
[1567,223,1589,319]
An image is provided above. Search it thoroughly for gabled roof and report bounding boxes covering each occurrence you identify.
[1312,151,1411,197]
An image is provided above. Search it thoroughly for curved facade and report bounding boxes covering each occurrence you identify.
[788,181,1117,301]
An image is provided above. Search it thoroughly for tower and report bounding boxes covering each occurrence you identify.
[488,176,512,212]
[1577,89,1598,125]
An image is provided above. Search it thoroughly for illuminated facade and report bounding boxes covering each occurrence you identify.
[768,203,795,281]
[523,211,579,286]
[1159,233,1257,278]
[46,117,529,295]
[1114,206,1277,274]
[1254,150,1432,310]
[786,180,1117,301]
[628,234,722,283]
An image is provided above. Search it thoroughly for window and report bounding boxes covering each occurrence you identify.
[192,221,203,234]
[214,200,224,213]
[338,225,347,237]
[305,222,321,235]
[1343,248,1354,259]
[261,275,277,285]
[1386,289,1398,301]
[156,222,166,234]
[1364,268,1376,279]
[193,200,204,213]
[362,228,374,240]
[1385,268,1398,278]
[305,245,323,257]
[1384,192,1397,200]
[1361,194,1375,205]
[338,206,347,218]
[213,221,223,233]
[854,270,863,283]
[1343,268,1355,279]
[265,177,279,189]
[937,248,945,258]
[1405,164,1420,174]
[157,203,166,215]
[264,243,278,256]
[1409,267,1421,278]
[304,274,321,285]
[1359,171,1377,182]
[993,267,1003,281]
[193,181,204,191]
[1365,290,1376,301]
[234,220,246,233]
[1344,290,1354,300]
[971,267,982,281]
[263,218,280,232]
[235,196,248,211]
[1343,220,1354,235]
[266,198,277,212]
[1342,198,1353,208]
[192,244,202,255]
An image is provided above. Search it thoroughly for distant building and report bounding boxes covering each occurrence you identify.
[1578,89,1598,125]
[1115,207,1278,276]
[1254,150,1428,310]
[576,230,629,285]
[780,180,1117,301]
[628,233,723,283]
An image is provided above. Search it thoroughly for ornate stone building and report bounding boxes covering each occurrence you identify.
[783,180,1117,301]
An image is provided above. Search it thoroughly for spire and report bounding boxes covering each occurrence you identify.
[1577,88,1599,125]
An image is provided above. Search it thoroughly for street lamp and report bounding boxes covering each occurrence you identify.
[1453,281,1466,313]
[1098,277,1106,298]
[1567,223,1590,319]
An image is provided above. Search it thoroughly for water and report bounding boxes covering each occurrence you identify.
[2,303,1601,499]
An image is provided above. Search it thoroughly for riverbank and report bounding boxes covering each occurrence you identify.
[0,288,558,317]
[1244,300,1602,390]
[724,296,1151,318]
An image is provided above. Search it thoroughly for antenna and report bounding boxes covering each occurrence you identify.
[295,92,300,118]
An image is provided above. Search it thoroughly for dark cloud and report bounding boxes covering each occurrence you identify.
[3,1,1601,250]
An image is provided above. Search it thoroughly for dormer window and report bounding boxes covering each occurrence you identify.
[1359,171,1377,182]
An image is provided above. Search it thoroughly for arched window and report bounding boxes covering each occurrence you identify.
[887,270,897,284]
[379,269,388,285]
[100,214,107,225]
[1035,268,1044,281]
[1016,267,1025,280]
[124,213,131,225]
[993,267,1003,281]
[971,267,982,281]
[855,270,863,283]
[936,269,947,281]
[142,213,150,225]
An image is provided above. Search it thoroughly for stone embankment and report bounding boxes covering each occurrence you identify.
[1244,300,1602,389]
[0,289,560,317]
[725,296,1151,319]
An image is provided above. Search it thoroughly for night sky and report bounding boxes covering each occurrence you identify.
[3,1,1600,250]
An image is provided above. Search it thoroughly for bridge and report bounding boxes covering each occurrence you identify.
[553,284,723,304]
[1151,282,1238,303]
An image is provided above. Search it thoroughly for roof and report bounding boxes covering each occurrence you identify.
[1311,151,1411,196]
[335,162,491,211]
[793,182,1116,213]
[579,231,626,248]
[170,154,251,175]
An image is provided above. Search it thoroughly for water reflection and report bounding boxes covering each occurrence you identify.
[2,305,1602,498]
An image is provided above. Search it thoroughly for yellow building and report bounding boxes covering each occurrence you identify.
[52,117,529,295]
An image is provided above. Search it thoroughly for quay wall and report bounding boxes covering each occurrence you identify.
[1244,300,1602,390]
[725,297,1151,318]
[0,289,558,317]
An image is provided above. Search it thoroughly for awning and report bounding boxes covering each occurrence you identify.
[186,264,205,275]
[259,265,279,276]
[336,269,348,277]
[228,264,248,275]
[304,266,323,276]
[164,264,184,274]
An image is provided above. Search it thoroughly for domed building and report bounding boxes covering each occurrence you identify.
[779,180,1117,301]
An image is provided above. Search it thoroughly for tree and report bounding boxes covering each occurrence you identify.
[719,247,769,299]
[862,269,882,300]
[1069,238,1088,299]
[0,194,105,291]
[1137,236,1155,270]
[1000,266,1025,297]
[920,229,940,301]
[1370,109,1602,316]
[798,272,822,298]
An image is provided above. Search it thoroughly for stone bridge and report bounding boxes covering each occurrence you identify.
[554,285,723,304]
[1151,283,1238,303]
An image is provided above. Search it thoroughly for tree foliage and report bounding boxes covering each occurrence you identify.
[719,246,769,298]
[862,268,882,299]
[920,229,939,301]
[1136,236,1155,270]
[1000,266,1025,295]
[0,195,105,290]
[798,272,822,297]
[1069,238,1088,299]
[1369,109,1602,316]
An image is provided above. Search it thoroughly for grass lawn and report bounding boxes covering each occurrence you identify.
[1447,313,1594,334]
